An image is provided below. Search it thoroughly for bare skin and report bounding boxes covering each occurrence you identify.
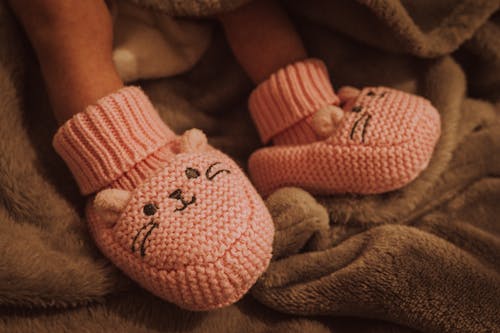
[8,0,342,134]
[217,0,308,84]
[217,0,344,134]
[7,0,123,124]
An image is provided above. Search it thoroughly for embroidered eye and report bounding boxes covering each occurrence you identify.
[206,162,231,180]
[366,91,376,96]
[185,167,200,179]
[143,203,158,216]
[168,189,182,200]
[352,106,363,113]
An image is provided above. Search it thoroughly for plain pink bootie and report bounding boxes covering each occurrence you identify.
[53,87,274,311]
[248,59,441,196]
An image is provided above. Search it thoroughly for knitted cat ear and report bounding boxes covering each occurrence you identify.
[177,128,208,153]
[311,105,344,137]
[93,188,132,227]
[337,86,361,102]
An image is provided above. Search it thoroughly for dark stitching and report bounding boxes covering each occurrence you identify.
[131,220,155,253]
[140,222,159,257]
[169,189,182,200]
[143,203,157,216]
[361,115,372,143]
[379,92,387,98]
[350,114,367,140]
[206,162,231,181]
[351,106,363,113]
[350,113,372,142]
[169,189,196,212]
[174,196,196,212]
[367,91,376,96]
[207,169,230,180]
[185,167,200,179]
[113,183,255,272]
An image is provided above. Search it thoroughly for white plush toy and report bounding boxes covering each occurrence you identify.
[109,0,213,83]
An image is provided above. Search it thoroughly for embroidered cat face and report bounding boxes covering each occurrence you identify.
[87,129,274,310]
[329,86,438,146]
[248,85,441,197]
[91,130,273,271]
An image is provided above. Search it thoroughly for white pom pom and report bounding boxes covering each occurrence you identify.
[178,128,208,153]
[311,105,344,137]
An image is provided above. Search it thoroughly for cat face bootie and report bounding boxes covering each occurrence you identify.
[248,59,441,196]
[53,87,274,311]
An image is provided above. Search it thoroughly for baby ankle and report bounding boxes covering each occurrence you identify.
[248,58,339,145]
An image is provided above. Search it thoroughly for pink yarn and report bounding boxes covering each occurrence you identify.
[53,87,176,195]
[248,59,340,144]
[53,87,274,310]
[248,60,441,196]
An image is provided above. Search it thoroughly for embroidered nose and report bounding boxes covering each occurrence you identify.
[169,189,183,200]
[168,189,196,212]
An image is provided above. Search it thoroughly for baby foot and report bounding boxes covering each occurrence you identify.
[249,59,343,146]
[53,87,274,310]
[247,59,441,196]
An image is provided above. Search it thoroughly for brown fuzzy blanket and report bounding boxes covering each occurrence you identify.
[1,0,499,332]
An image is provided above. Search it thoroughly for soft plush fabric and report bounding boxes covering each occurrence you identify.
[0,0,499,333]
[52,86,274,310]
[128,0,252,17]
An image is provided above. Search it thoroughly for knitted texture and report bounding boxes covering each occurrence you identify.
[53,86,176,195]
[52,87,274,310]
[248,58,340,144]
[249,86,441,196]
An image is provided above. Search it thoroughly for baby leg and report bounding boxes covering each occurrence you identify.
[7,0,274,310]
[218,1,441,196]
[218,0,307,84]
[7,0,124,124]
[218,0,344,144]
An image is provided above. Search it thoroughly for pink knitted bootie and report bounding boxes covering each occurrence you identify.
[53,86,274,311]
[248,59,441,196]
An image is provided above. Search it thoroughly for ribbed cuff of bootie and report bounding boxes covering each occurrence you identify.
[52,86,176,195]
[248,58,340,144]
